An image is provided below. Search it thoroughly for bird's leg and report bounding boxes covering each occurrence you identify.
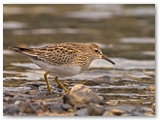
[44,71,52,91]
[55,77,70,93]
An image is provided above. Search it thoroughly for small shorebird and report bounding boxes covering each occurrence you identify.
[8,42,115,93]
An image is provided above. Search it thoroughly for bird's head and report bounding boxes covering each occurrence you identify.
[89,43,115,65]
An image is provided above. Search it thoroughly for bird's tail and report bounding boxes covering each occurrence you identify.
[8,46,35,57]
[8,46,29,53]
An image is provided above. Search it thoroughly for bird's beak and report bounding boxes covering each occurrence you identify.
[102,55,115,65]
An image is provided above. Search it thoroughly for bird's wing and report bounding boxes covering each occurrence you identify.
[33,43,83,65]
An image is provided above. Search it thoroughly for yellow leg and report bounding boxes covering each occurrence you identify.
[55,77,70,93]
[44,71,52,91]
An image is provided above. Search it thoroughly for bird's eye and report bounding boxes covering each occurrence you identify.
[94,49,99,53]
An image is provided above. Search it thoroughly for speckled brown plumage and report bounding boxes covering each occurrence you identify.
[34,43,84,65]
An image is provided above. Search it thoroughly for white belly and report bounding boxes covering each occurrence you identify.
[29,58,81,78]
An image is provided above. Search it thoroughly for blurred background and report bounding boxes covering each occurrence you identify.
[3,4,155,107]
[3,4,155,59]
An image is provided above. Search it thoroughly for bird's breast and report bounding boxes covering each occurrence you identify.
[29,57,83,77]
[48,64,82,78]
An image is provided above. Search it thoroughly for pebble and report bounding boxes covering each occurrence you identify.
[144,113,155,116]
[142,102,152,105]
[130,106,154,116]
[3,92,14,97]
[49,104,65,113]
[3,105,20,116]
[27,90,36,95]
[106,100,118,106]
[130,111,143,116]
[129,95,138,99]
[17,102,36,114]
[8,97,26,104]
[87,103,105,116]
[63,94,75,106]
[103,110,114,116]
[146,85,155,92]
[110,109,125,116]
[36,101,48,112]
[3,83,155,116]
[61,104,72,110]
[3,97,8,102]
[14,100,22,105]
[93,75,110,83]
[75,108,88,116]
[103,109,125,116]
[67,108,74,112]
[151,103,155,111]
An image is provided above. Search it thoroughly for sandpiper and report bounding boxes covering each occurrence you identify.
[8,42,115,93]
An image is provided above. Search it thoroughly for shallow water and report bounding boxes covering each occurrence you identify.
[3,4,155,110]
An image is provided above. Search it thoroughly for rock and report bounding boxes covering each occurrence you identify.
[63,94,75,106]
[37,101,48,112]
[103,109,125,116]
[151,103,155,111]
[3,97,9,102]
[48,104,65,113]
[110,109,125,116]
[146,85,155,92]
[61,104,72,110]
[14,100,22,105]
[130,111,144,116]
[93,75,110,83]
[129,95,138,99]
[67,84,104,106]
[8,97,26,104]
[27,90,36,95]
[3,91,14,97]
[102,110,113,116]
[37,109,44,116]
[142,102,152,105]
[75,108,88,116]
[3,105,20,116]
[98,96,104,100]
[67,108,74,112]
[3,87,31,93]
[87,103,105,116]
[144,113,155,116]
[130,106,154,116]
[106,100,118,106]
[17,102,36,114]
